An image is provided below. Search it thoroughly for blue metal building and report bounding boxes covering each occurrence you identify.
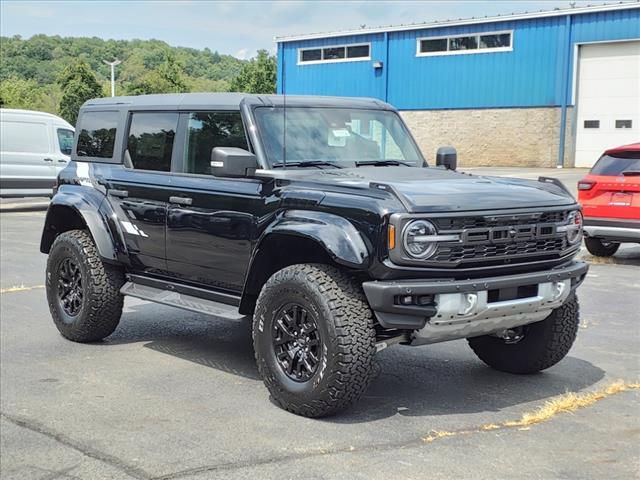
[275,3,640,168]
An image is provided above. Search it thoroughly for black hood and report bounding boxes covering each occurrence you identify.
[270,166,575,213]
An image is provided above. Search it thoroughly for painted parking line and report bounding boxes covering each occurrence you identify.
[0,285,45,294]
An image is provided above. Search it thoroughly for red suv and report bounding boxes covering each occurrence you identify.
[578,142,640,257]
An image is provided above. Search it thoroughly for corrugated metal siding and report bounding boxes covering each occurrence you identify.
[387,17,564,109]
[277,8,640,109]
[279,33,386,99]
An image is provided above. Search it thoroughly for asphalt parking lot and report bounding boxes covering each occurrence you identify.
[1,171,639,479]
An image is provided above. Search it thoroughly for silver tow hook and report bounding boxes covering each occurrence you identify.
[496,327,525,344]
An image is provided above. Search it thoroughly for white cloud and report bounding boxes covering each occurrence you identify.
[234,48,249,60]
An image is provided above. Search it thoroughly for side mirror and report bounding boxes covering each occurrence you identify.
[210,147,258,178]
[436,147,457,170]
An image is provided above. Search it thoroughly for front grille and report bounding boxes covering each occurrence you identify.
[433,210,569,231]
[413,208,576,268]
[433,237,567,263]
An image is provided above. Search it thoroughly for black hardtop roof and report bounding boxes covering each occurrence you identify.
[82,93,395,111]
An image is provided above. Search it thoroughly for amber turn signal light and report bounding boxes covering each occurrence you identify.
[388,224,396,250]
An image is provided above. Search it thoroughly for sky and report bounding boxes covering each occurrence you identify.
[0,0,621,59]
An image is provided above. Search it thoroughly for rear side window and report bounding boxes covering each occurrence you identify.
[57,128,74,155]
[184,112,248,174]
[590,152,640,176]
[0,120,50,153]
[127,112,179,172]
[76,111,118,158]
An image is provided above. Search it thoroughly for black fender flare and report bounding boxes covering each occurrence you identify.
[40,186,125,262]
[262,209,370,267]
[238,210,370,314]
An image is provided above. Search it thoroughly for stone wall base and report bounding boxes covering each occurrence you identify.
[400,107,574,168]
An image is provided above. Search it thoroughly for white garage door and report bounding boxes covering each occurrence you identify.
[574,41,640,168]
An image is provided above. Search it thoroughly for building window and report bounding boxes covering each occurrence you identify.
[416,31,512,57]
[584,120,600,129]
[298,43,370,65]
[615,120,632,129]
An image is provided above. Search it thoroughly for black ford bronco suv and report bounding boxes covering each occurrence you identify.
[41,93,588,417]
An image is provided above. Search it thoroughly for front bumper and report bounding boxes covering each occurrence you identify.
[583,217,640,243]
[362,261,588,346]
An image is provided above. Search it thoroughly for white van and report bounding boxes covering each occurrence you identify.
[0,109,75,198]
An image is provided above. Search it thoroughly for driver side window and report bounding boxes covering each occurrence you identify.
[184,112,249,174]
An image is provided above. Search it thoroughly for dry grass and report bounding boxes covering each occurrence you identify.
[504,380,640,427]
[422,380,640,444]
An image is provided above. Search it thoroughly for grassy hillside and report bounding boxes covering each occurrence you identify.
[0,34,247,115]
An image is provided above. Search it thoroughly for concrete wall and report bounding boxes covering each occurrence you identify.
[401,107,574,168]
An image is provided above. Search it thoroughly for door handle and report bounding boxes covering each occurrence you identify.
[169,196,193,206]
[108,189,129,198]
[44,158,53,162]
[58,159,67,163]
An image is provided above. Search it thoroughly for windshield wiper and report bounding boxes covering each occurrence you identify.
[621,170,640,176]
[355,160,412,167]
[271,160,343,169]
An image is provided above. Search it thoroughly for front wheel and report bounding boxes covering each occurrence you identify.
[253,264,376,417]
[584,237,619,257]
[467,295,580,374]
[46,230,124,342]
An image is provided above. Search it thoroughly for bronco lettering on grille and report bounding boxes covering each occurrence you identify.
[461,224,557,244]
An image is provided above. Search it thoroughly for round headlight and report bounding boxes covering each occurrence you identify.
[403,220,438,259]
[566,210,583,245]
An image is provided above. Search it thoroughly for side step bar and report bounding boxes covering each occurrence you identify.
[120,276,245,320]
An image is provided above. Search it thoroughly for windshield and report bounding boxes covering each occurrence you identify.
[254,107,424,168]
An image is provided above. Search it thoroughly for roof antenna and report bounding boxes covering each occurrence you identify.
[282,52,287,167]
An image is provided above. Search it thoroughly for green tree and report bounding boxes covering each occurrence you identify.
[57,60,103,125]
[0,76,47,110]
[127,51,189,95]
[229,50,276,94]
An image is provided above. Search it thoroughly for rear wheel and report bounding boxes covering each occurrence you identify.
[46,230,124,342]
[253,264,376,417]
[584,237,620,257]
[467,295,580,374]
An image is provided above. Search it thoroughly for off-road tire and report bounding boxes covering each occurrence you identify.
[584,237,620,257]
[467,295,580,374]
[253,264,376,417]
[46,229,124,342]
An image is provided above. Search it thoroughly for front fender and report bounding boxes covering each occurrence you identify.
[41,185,125,261]
[264,210,370,267]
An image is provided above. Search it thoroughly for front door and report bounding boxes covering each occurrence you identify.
[165,111,264,293]
[102,111,180,274]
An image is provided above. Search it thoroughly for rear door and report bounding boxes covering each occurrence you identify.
[0,115,57,194]
[98,111,179,274]
[165,111,262,292]
[581,152,640,220]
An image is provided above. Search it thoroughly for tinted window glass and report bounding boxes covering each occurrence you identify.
[449,36,478,51]
[127,112,178,171]
[0,120,49,153]
[420,38,448,53]
[584,120,599,129]
[301,49,321,62]
[323,47,345,60]
[346,45,369,58]
[590,153,640,176]
[185,112,248,174]
[77,111,118,158]
[479,33,511,49]
[57,128,74,155]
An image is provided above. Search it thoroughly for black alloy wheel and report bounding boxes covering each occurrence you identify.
[272,303,322,382]
[58,257,83,317]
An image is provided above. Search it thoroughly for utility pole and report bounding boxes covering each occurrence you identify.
[102,59,122,97]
